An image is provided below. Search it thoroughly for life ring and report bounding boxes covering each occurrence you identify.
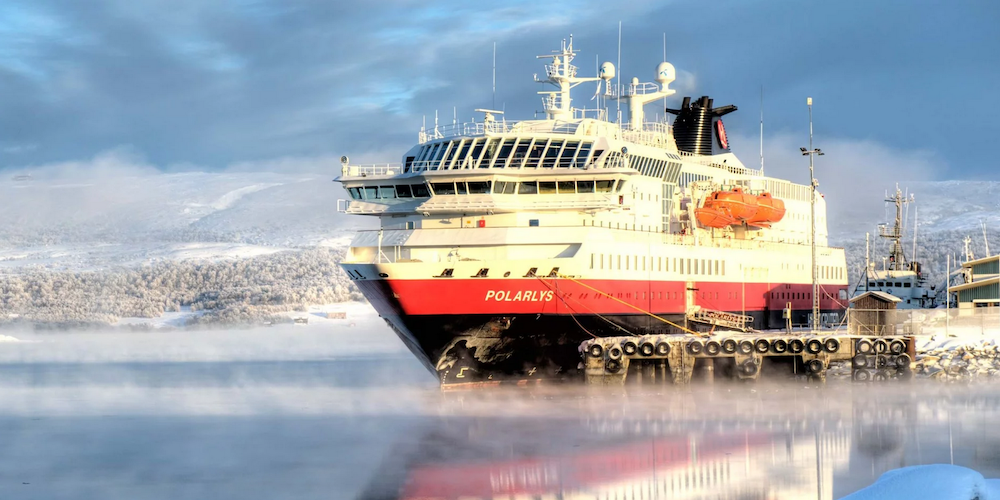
[587,343,604,358]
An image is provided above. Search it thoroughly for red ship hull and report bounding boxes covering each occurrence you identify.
[350,274,849,383]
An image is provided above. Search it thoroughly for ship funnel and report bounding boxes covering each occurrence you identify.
[666,96,737,155]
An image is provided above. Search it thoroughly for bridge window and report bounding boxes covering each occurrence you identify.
[348,187,362,199]
[467,181,491,194]
[538,181,557,194]
[596,180,614,193]
[411,183,430,198]
[577,180,595,193]
[363,186,378,199]
[525,139,545,168]
[492,139,516,168]
[455,182,468,195]
[440,141,460,169]
[557,181,575,194]
[542,140,564,167]
[395,185,412,198]
[470,139,487,168]
[430,182,456,195]
[518,181,538,195]
[560,141,580,166]
[377,185,395,199]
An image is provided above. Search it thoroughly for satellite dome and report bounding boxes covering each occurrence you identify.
[600,61,616,80]
[655,62,676,85]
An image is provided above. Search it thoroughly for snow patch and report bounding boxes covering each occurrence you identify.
[842,464,998,500]
[208,183,280,210]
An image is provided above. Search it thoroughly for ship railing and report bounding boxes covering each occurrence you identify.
[624,82,661,96]
[677,150,763,177]
[339,164,402,178]
[416,118,673,148]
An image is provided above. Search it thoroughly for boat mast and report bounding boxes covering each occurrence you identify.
[878,187,910,273]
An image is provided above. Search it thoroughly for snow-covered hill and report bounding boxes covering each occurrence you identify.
[0,170,374,270]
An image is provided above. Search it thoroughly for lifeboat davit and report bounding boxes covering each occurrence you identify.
[746,192,786,228]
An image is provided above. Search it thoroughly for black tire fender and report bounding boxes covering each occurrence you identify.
[705,341,721,356]
[789,339,805,354]
[754,339,770,354]
[687,340,704,355]
[622,340,638,356]
[587,343,604,358]
[605,359,622,373]
[824,338,840,353]
[772,339,788,354]
[655,341,670,356]
[722,339,737,354]
[738,340,754,355]
[639,341,655,357]
[806,339,823,354]
[857,339,873,354]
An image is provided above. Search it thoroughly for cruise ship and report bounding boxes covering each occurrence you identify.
[336,37,849,384]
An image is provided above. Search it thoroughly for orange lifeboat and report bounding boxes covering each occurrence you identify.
[713,187,759,221]
[746,192,786,228]
[695,202,736,228]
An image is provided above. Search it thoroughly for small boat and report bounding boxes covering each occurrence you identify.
[695,205,736,228]
[710,187,758,221]
[746,192,786,228]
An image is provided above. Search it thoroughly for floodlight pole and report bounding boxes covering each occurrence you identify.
[801,97,824,331]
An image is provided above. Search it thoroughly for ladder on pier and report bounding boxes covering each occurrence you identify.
[686,307,754,332]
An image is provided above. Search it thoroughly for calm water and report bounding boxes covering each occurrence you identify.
[2,327,1000,499]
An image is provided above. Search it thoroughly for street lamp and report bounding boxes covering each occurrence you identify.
[801,97,824,330]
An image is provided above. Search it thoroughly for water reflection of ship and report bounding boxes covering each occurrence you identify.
[361,415,852,500]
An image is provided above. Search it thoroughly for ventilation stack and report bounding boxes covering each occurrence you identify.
[666,96,737,156]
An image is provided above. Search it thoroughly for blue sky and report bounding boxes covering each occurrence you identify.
[1,0,997,180]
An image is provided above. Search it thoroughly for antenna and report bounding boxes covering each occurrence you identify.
[617,21,622,122]
[492,42,497,110]
[912,204,918,265]
[663,33,667,117]
[983,220,991,257]
[760,86,764,173]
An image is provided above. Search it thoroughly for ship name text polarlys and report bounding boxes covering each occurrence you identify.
[485,290,555,302]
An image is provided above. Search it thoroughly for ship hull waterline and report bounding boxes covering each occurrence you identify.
[350,275,849,385]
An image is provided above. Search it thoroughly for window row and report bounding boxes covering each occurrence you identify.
[590,254,727,275]
[868,281,912,288]
[346,179,625,200]
[405,138,599,172]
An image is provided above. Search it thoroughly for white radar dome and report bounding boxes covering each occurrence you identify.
[600,61,616,80]
[655,62,676,85]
